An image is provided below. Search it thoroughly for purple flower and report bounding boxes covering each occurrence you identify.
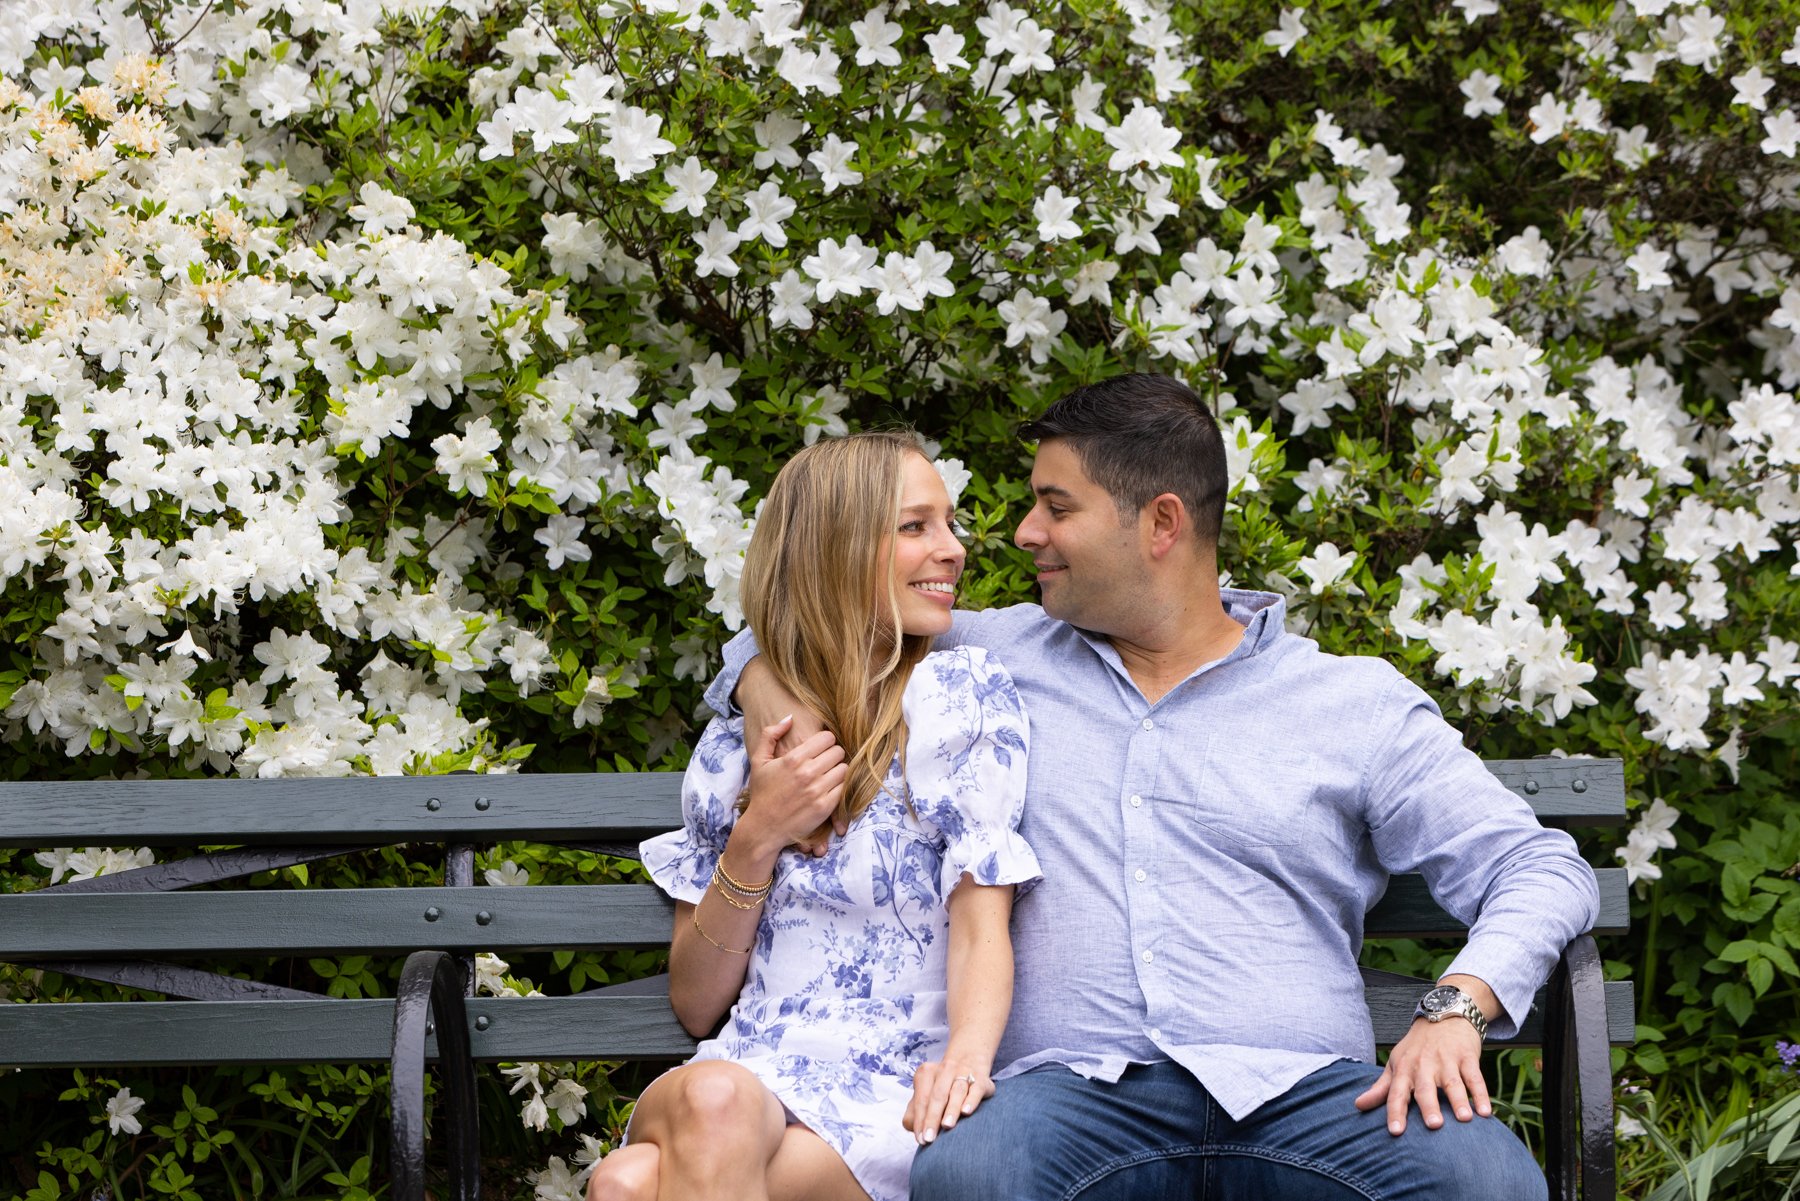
[1777,1039,1800,1072]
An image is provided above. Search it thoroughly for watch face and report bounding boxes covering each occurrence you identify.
[1421,986,1462,1014]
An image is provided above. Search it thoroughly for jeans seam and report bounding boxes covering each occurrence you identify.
[1059,1143,1383,1201]
[1208,1143,1382,1199]
[1062,1145,1207,1201]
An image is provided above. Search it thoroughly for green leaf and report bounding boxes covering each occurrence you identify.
[1747,955,1773,997]
[1713,981,1754,1026]
[1721,861,1754,907]
[1775,896,1800,945]
[1717,940,1759,964]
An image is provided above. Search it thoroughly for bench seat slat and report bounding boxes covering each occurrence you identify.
[0,977,1634,1069]
[0,886,677,957]
[1365,868,1629,938]
[0,760,1623,848]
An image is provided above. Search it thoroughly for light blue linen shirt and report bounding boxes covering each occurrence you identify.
[707,589,1601,1120]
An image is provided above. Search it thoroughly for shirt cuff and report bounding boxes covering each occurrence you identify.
[1442,935,1548,1042]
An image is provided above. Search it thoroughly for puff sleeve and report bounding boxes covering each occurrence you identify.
[638,714,748,904]
[902,646,1040,899]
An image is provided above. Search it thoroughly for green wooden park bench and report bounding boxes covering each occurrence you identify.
[0,759,1632,1199]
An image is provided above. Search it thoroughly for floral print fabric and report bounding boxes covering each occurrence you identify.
[638,646,1038,1201]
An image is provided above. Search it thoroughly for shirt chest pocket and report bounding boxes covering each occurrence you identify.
[1157,745,1318,848]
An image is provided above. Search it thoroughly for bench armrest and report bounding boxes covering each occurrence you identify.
[391,950,481,1201]
[1542,933,1616,1201]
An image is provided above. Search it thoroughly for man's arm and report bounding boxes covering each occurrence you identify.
[701,609,994,721]
[1352,972,1497,1134]
[1354,672,1602,1133]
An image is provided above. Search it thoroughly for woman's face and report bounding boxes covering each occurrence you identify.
[887,452,965,638]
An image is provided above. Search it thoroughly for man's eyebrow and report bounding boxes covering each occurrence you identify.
[1032,483,1074,499]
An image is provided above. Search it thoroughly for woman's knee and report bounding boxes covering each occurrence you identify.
[587,1144,658,1201]
[666,1061,774,1128]
[633,1060,778,1150]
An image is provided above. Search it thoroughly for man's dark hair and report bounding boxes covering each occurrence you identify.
[1021,373,1228,545]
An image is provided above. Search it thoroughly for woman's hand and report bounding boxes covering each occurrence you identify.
[731,715,848,860]
[903,1059,995,1144]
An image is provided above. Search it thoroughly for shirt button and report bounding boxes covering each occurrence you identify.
[1141,718,1154,732]
[1141,949,1155,964]
[1129,794,1143,807]
[1134,869,1147,882]
[1150,1027,1163,1041]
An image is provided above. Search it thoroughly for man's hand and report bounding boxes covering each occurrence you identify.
[1353,975,1498,1135]
[734,716,846,859]
[737,659,842,851]
[903,1059,996,1145]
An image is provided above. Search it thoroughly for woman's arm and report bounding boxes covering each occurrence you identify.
[903,880,1016,1143]
[666,716,849,1035]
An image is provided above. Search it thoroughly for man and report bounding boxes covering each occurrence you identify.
[708,373,1599,1199]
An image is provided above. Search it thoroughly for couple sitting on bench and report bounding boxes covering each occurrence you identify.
[587,372,1600,1201]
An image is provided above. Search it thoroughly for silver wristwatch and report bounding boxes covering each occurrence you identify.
[1414,984,1489,1040]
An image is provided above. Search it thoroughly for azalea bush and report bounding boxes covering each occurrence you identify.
[0,0,1796,1196]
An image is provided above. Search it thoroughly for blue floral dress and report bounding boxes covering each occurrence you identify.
[639,646,1040,1201]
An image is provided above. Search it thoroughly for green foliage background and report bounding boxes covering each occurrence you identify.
[1,0,1797,1196]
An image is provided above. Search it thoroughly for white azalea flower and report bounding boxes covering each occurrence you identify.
[1103,102,1183,172]
[105,1087,146,1136]
[924,25,970,72]
[1262,8,1306,57]
[602,105,676,179]
[660,156,718,217]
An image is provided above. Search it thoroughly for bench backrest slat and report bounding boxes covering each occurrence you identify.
[0,885,677,958]
[0,760,1623,847]
[0,996,696,1068]
[0,976,1635,1070]
[0,774,685,847]
[0,868,1630,956]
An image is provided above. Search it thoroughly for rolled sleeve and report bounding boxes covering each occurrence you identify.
[1362,676,1601,1038]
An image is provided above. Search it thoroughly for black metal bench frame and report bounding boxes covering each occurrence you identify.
[0,762,1631,1199]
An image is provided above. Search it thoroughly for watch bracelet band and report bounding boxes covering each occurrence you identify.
[1416,986,1490,1039]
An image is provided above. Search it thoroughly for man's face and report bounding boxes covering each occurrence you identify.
[1014,440,1149,633]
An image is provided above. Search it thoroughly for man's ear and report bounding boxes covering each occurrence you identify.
[1143,492,1187,559]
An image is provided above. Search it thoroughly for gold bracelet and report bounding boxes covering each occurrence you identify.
[690,906,752,955]
[712,864,772,902]
[713,874,766,909]
[715,860,774,897]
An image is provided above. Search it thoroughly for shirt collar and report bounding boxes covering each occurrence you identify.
[1220,587,1287,656]
[1065,586,1289,691]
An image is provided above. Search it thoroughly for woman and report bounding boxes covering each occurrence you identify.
[587,431,1038,1201]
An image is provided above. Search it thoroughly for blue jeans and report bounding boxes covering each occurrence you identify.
[910,1060,1549,1201]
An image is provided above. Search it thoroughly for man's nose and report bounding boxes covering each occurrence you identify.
[1015,508,1044,550]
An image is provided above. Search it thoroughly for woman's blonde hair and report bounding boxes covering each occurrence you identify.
[740,430,935,829]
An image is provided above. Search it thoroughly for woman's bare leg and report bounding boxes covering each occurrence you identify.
[623,1061,789,1201]
[605,1061,873,1201]
[766,1125,871,1201]
[586,1143,659,1201]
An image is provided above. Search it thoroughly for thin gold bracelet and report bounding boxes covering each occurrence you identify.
[690,906,752,955]
[713,875,771,903]
[713,874,766,910]
[715,860,774,897]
